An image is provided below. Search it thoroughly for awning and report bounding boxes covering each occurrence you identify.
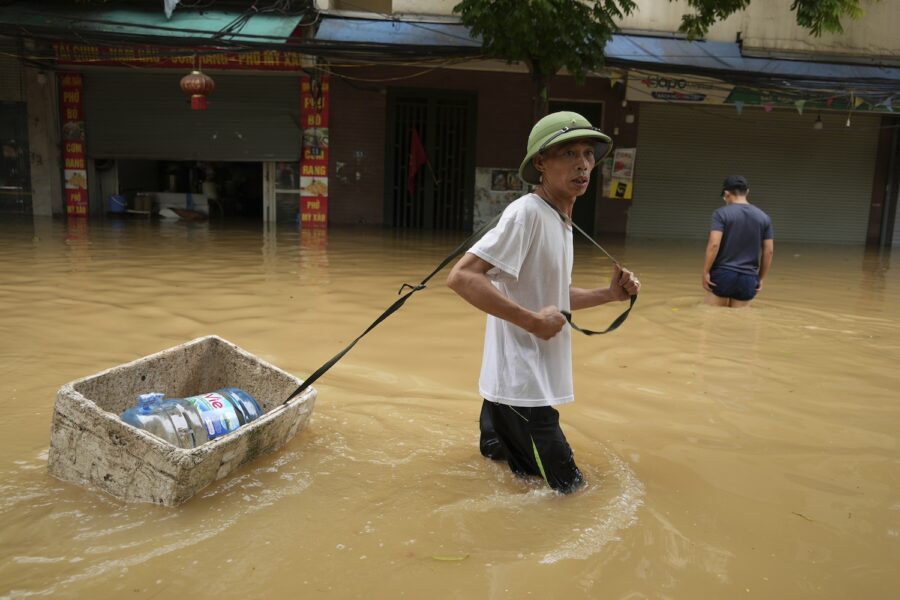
[603,35,900,88]
[311,13,480,58]
[312,14,900,88]
[0,2,306,46]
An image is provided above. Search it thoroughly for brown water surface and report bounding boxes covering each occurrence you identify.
[0,217,897,599]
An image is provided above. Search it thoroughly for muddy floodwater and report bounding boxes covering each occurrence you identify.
[1,217,897,599]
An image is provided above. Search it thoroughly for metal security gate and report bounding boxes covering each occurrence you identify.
[385,90,476,230]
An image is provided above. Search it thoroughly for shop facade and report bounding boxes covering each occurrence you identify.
[80,67,307,223]
[325,63,637,236]
[0,39,31,215]
[3,6,899,246]
[628,102,885,243]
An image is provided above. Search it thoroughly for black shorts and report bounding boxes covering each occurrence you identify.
[710,267,758,301]
[480,399,583,494]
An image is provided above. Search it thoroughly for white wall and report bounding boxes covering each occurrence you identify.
[740,0,900,60]
[386,0,900,59]
[616,0,743,42]
[393,0,455,15]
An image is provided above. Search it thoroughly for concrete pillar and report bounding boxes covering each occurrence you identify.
[24,60,63,218]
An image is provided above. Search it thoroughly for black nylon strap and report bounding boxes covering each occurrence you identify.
[283,213,503,404]
[562,294,636,336]
[283,207,638,404]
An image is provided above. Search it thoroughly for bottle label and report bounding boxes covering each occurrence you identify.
[184,392,241,439]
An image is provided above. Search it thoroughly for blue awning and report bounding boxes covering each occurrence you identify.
[310,14,480,58]
[315,15,480,50]
[313,14,900,86]
[603,35,900,86]
[0,3,305,45]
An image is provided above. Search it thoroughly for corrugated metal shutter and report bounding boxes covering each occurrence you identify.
[893,194,900,246]
[0,41,23,102]
[629,103,880,243]
[83,71,300,161]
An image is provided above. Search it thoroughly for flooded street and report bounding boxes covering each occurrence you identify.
[1,216,897,599]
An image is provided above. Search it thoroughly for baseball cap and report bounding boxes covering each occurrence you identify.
[518,111,613,186]
[722,175,749,193]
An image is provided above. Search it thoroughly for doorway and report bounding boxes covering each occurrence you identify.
[108,159,263,220]
[385,90,477,230]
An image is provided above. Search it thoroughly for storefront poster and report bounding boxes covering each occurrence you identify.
[473,167,523,230]
[300,75,329,229]
[603,148,636,200]
[60,73,88,217]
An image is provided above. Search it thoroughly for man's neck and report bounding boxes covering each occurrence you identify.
[534,187,576,218]
[726,197,750,205]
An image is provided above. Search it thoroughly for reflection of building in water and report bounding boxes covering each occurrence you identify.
[64,218,91,272]
[858,247,891,310]
[298,229,330,284]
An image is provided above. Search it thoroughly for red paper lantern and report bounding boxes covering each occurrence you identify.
[180,70,215,110]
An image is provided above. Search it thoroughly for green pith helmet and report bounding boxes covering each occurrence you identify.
[518,111,613,186]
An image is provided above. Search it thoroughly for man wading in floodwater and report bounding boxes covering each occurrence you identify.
[702,175,775,308]
[447,112,640,493]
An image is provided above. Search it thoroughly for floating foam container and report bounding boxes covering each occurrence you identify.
[48,335,316,506]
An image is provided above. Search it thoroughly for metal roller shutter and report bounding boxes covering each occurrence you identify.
[83,71,300,161]
[629,103,880,243]
[0,40,23,102]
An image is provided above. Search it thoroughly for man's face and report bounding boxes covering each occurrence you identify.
[533,139,597,197]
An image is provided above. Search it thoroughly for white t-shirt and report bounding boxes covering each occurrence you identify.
[467,193,574,407]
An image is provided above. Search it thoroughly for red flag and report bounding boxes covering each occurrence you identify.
[407,128,429,197]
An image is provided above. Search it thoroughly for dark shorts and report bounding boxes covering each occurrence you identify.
[479,399,583,494]
[710,267,758,301]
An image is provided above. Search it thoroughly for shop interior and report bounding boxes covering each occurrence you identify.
[99,159,263,220]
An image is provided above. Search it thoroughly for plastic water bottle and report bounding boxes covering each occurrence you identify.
[120,388,264,448]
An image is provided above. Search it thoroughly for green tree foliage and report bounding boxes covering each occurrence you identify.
[454,0,871,119]
[678,0,868,39]
[453,0,637,120]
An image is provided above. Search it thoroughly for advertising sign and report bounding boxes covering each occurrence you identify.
[627,72,732,105]
[59,73,88,217]
[53,43,307,71]
[299,75,329,229]
[602,148,636,201]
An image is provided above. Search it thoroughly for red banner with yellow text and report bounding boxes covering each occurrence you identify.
[60,73,88,218]
[300,75,329,229]
[53,43,307,71]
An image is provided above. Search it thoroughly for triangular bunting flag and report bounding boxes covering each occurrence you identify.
[885,97,894,112]
[609,72,622,88]
[794,100,806,115]
[734,100,744,115]
[763,103,774,113]
[826,96,835,107]
[854,96,865,108]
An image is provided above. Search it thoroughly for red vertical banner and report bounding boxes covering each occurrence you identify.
[59,73,89,218]
[300,75,329,228]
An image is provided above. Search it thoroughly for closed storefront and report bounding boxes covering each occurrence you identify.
[80,70,302,220]
[629,103,881,243]
[83,71,300,161]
